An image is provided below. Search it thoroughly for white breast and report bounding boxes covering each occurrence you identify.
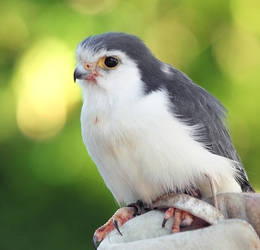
[81,87,241,205]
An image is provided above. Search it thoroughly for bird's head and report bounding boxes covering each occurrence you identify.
[74,32,163,98]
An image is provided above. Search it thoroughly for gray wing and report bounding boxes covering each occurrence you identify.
[165,68,254,192]
[142,65,253,192]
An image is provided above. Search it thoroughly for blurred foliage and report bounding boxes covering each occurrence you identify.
[0,0,259,249]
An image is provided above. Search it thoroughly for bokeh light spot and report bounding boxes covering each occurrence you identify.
[13,38,80,140]
[212,26,260,78]
[69,0,116,14]
[231,0,260,36]
[0,89,16,141]
[145,17,199,68]
[0,13,28,50]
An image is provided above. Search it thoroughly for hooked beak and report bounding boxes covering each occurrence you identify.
[73,68,87,82]
[74,64,101,83]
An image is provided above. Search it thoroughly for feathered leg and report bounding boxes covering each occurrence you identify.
[206,174,218,209]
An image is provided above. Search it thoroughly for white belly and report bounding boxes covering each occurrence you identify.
[81,90,241,205]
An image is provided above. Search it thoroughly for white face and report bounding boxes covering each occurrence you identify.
[75,46,144,100]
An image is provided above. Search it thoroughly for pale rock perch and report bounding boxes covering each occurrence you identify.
[73,32,254,247]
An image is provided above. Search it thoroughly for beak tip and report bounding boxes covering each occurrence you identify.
[73,70,77,83]
[74,68,87,82]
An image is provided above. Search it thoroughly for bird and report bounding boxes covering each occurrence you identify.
[73,32,254,247]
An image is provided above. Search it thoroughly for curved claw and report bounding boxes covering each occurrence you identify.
[92,207,135,249]
[93,235,101,250]
[162,218,168,228]
[113,220,123,236]
[162,207,175,228]
[161,207,194,232]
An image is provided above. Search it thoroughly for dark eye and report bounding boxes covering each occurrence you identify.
[104,56,119,68]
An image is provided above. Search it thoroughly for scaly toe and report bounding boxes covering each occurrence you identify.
[93,234,101,250]
[93,207,135,248]
[162,207,175,227]
[181,211,194,227]
[172,208,182,232]
[162,207,194,233]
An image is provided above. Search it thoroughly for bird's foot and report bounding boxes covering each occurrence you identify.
[162,207,193,232]
[93,207,135,249]
[127,199,151,215]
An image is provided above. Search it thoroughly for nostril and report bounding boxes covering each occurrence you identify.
[85,63,91,69]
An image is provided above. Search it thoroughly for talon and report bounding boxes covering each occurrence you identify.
[93,235,100,250]
[113,219,123,236]
[93,207,135,247]
[162,207,193,233]
[162,218,167,228]
[162,207,174,228]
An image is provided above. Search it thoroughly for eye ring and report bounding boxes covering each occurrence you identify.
[98,56,120,69]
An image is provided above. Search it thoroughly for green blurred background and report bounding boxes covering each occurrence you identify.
[0,0,259,249]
